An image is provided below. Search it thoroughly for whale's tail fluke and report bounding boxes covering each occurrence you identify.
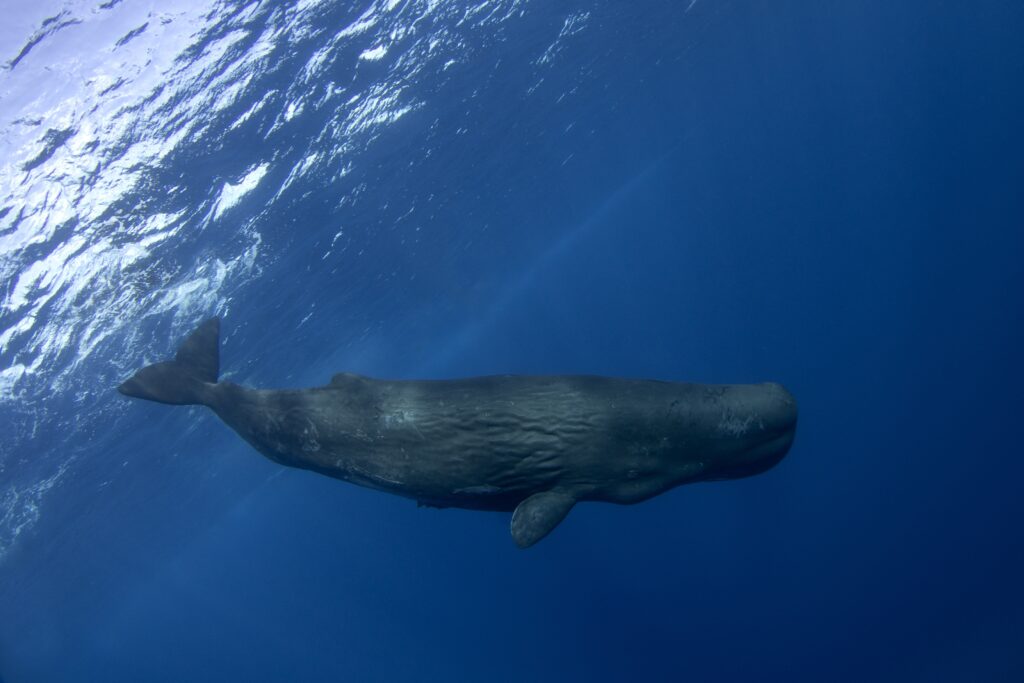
[118,317,220,406]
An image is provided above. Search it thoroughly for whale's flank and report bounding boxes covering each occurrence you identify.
[117,317,220,406]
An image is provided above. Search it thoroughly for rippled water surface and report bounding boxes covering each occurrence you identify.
[2,1,1024,681]
[1,0,617,557]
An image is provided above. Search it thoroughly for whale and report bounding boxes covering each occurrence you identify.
[118,318,797,547]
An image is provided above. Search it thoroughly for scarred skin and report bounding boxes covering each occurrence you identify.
[119,319,797,547]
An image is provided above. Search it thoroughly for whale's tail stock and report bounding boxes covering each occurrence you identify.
[118,317,220,406]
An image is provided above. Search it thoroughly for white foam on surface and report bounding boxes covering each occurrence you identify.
[212,163,269,221]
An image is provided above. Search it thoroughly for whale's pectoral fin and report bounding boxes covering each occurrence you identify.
[510,491,575,549]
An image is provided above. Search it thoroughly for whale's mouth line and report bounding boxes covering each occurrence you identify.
[731,427,796,470]
[754,428,796,453]
[702,426,796,481]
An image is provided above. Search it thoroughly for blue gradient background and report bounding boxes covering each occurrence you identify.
[1,1,1023,681]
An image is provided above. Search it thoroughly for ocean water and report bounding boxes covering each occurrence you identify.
[1,0,1023,681]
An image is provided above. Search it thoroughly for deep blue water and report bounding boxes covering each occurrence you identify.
[2,1,1023,681]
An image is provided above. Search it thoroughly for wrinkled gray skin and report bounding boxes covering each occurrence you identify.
[119,318,797,547]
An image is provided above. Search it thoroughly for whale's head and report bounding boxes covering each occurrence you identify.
[702,382,797,481]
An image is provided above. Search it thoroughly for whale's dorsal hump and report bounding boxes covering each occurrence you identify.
[330,372,364,385]
[511,491,576,548]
